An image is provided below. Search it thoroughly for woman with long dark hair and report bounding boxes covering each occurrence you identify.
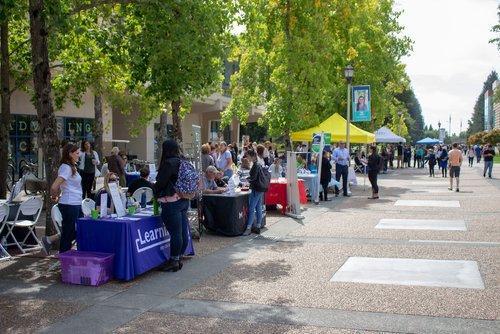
[78,140,100,199]
[366,145,381,199]
[50,143,83,253]
[154,140,189,272]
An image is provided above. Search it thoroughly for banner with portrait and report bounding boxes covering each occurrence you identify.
[352,85,371,122]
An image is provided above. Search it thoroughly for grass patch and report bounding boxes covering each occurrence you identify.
[494,155,500,163]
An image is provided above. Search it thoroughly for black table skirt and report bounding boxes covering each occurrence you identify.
[202,193,250,236]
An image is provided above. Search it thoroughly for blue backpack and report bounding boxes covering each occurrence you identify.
[175,159,200,199]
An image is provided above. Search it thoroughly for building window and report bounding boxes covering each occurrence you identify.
[209,120,221,142]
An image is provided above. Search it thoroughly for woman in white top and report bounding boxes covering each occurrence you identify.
[49,143,83,253]
[78,140,100,199]
[467,146,475,167]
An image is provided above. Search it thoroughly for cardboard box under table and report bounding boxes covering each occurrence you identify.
[76,209,195,281]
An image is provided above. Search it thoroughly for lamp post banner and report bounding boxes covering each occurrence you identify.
[352,85,371,122]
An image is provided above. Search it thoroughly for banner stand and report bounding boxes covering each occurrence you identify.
[286,151,305,220]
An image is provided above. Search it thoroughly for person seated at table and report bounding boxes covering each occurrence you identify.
[95,172,122,214]
[354,154,366,173]
[237,157,252,183]
[268,158,283,179]
[127,167,153,196]
[214,170,228,187]
[202,166,227,194]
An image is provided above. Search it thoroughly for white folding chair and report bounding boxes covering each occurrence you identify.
[81,198,96,217]
[51,204,63,236]
[3,197,43,254]
[132,187,154,204]
[0,203,11,260]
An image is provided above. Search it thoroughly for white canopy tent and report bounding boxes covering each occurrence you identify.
[375,126,406,143]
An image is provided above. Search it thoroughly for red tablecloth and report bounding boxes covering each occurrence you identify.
[265,179,307,214]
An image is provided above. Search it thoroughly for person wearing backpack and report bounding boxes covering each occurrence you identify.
[154,140,197,272]
[243,149,270,235]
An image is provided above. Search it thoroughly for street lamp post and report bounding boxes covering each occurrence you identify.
[438,121,441,142]
[344,65,354,160]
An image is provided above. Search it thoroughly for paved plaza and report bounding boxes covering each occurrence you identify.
[1,163,499,333]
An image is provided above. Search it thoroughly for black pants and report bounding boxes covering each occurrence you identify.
[468,157,474,167]
[320,181,329,200]
[58,204,82,253]
[368,171,379,193]
[81,172,95,199]
[429,164,435,176]
[334,164,349,195]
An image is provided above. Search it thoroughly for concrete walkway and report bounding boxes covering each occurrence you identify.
[1,163,499,333]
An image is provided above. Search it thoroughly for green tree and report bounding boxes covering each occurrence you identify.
[396,86,424,143]
[223,0,411,149]
[490,4,500,51]
[121,0,233,144]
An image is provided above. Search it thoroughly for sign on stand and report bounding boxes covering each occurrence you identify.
[286,151,304,219]
[312,132,330,203]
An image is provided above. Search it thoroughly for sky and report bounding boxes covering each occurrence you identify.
[396,0,500,134]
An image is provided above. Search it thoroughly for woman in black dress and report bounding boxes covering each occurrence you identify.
[319,150,332,201]
[367,145,381,199]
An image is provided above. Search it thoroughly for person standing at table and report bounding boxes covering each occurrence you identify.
[319,150,332,201]
[201,143,215,172]
[332,141,350,197]
[366,145,381,199]
[154,140,189,272]
[243,149,266,235]
[216,141,233,178]
[107,147,126,187]
[78,140,100,199]
[48,143,83,253]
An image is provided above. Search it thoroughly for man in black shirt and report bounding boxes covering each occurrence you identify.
[397,143,403,169]
[127,167,153,196]
[482,144,496,178]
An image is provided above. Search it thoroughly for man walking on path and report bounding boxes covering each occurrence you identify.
[448,143,463,192]
[483,144,495,178]
[475,145,482,163]
[332,141,350,197]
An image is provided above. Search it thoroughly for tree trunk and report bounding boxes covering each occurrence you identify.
[0,19,11,199]
[171,99,183,144]
[29,0,60,235]
[93,93,103,160]
[157,110,169,160]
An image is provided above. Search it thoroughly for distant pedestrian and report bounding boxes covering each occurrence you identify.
[396,143,403,168]
[107,147,126,187]
[427,148,436,177]
[475,145,482,163]
[439,147,448,178]
[448,143,463,192]
[482,144,495,178]
[332,141,350,197]
[467,146,475,167]
[78,140,100,199]
[366,145,381,199]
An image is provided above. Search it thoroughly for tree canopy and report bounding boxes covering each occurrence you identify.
[222,0,412,144]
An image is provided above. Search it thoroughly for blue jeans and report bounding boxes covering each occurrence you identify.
[160,199,189,260]
[58,204,82,253]
[246,191,263,229]
[484,161,493,177]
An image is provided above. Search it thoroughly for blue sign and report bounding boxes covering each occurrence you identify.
[352,85,371,122]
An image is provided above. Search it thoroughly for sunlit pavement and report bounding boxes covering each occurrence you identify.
[1,163,499,333]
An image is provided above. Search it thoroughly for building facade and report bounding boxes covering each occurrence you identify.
[493,80,500,130]
[7,62,264,167]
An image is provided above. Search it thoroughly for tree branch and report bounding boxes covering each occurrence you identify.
[70,0,141,15]
[9,38,31,57]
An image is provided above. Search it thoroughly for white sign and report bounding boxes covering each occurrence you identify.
[100,193,108,218]
[108,183,126,217]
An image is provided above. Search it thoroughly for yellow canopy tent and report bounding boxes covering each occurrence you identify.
[290,113,375,144]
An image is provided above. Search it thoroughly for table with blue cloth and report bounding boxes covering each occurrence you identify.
[125,172,140,187]
[297,173,319,201]
[76,209,195,281]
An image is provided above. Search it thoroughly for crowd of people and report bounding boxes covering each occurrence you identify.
[44,136,496,276]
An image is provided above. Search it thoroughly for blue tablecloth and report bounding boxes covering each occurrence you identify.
[125,172,140,187]
[76,213,195,281]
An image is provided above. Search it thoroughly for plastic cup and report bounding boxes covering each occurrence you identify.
[128,206,136,215]
[90,209,99,220]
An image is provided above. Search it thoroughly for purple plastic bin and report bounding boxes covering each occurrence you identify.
[58,250,114,286]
